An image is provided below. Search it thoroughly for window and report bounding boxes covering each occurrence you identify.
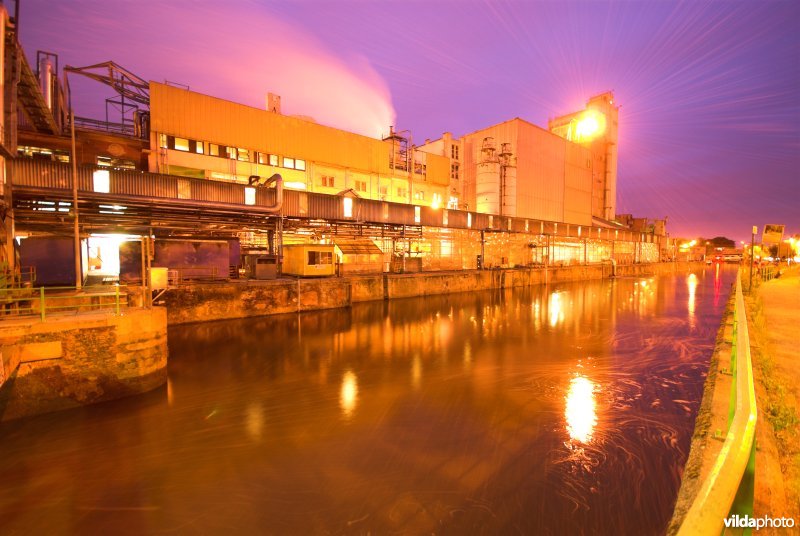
[447,196,459,210]
[308,250,333,265]
[283,157,295,169]
[431,192,442,209]
[226,147,237,159]
[397,188,407,198]
[295,159,306,171]
[414,206,421,224]
[237,148,250,162]
[269,154,279,166]
[450,163,459,180]
[174,138,190,151]
[244,187,256,205]
[158,134,168,149]
[343,197,353,218]
[379,186,388,196]
[209,143,219,157]
[414,191,425,200]
[451,144,459,160]
[195,141,204,154]
[355,180,367,192]
[467,213,472,228]
[93,169,110,193]
[320,175,335,188]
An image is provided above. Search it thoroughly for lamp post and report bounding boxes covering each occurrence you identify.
[749,226,756,292]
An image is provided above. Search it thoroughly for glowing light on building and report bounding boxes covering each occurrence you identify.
[573,110,607,142]
[565,375,597,443]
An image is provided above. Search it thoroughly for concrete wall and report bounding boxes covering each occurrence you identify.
[0,308,168,421]
[163,262,703,325]
[161,278,351,324]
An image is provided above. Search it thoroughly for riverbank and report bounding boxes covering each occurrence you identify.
[668,266,800,533]
[160,261,703,325]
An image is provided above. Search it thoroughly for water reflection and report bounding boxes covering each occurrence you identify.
[0,268,738,535]
[339,370,358,419]
[565,375,597,443]
[687,273,698,328]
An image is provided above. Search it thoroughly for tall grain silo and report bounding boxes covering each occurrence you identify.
[476,137,500,214]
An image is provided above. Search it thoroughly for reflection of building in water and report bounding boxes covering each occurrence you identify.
[687,273,697,329]
[339,370,358,419]
[565,375,597,443]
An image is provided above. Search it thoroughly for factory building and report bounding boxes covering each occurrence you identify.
[0,16,670,286]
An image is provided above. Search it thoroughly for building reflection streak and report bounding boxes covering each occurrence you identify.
[687,274,697,328]
[340,370,358,419]
[565,375,597,443]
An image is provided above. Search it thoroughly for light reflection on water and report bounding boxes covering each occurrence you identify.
[566,375,597,443]
[0,268,737,535]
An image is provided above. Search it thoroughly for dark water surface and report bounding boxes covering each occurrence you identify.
[0,267,735,535]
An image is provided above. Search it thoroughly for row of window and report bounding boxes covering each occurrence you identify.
[159,134,306,171]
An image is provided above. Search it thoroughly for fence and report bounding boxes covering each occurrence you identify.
[0,284,128,321]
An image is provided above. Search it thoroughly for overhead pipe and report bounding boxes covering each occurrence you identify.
[248,173,283,212]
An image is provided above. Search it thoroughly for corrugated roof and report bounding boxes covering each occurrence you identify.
[334,239,382,255]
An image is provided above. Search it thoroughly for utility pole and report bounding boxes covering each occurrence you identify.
[70,110,81,289]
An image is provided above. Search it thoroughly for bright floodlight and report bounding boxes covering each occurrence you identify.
[574,110,607,142]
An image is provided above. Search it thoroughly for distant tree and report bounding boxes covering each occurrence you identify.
[709,236,735,248]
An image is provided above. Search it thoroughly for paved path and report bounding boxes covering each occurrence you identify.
[753,266,800,525]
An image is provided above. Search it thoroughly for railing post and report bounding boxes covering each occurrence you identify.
[40,287,45,321]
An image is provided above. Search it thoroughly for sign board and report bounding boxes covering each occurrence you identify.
[762,224,785,246]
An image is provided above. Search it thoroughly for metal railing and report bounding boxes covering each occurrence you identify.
[0,284,128,321]
[677,271,757,535]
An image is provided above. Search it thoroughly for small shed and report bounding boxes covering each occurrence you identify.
[335,239,384,274]
[282,244,335,277]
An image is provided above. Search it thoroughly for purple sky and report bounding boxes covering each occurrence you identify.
[20,0,800,243]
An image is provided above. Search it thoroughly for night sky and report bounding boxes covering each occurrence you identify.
[20,0,800,243]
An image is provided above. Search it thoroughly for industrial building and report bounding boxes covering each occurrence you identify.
[0,5,670,287]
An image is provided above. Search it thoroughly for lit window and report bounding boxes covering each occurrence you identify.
[284,157,295,169]
[244,187,256,205]
[269,154,279,166]
[431,193,442,209]
[343,197,353,218]
[158,134,167,149]
[295,159,306,171]
[258,153,268,165]
[467,213,472,228]
[93,169,110,193]
[447,196,458,209]
[237,148,249,162]
[414,191,425,201]
[355,180,367,192]
[488,215,493,227]
[442,210,448,226]
[174,137,189,151]
[209,144,219,157]
[414,206,421,223]
[195,141,204,154]
[226,147,237,159]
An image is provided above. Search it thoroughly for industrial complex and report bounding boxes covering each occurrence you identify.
[0,5,670,288]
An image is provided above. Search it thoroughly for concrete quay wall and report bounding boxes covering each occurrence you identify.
[0,308,168,421]
[165,261,702,325]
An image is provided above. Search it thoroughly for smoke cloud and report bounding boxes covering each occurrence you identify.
[22,0,396,138]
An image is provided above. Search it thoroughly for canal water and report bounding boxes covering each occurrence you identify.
[0,267,735,535]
